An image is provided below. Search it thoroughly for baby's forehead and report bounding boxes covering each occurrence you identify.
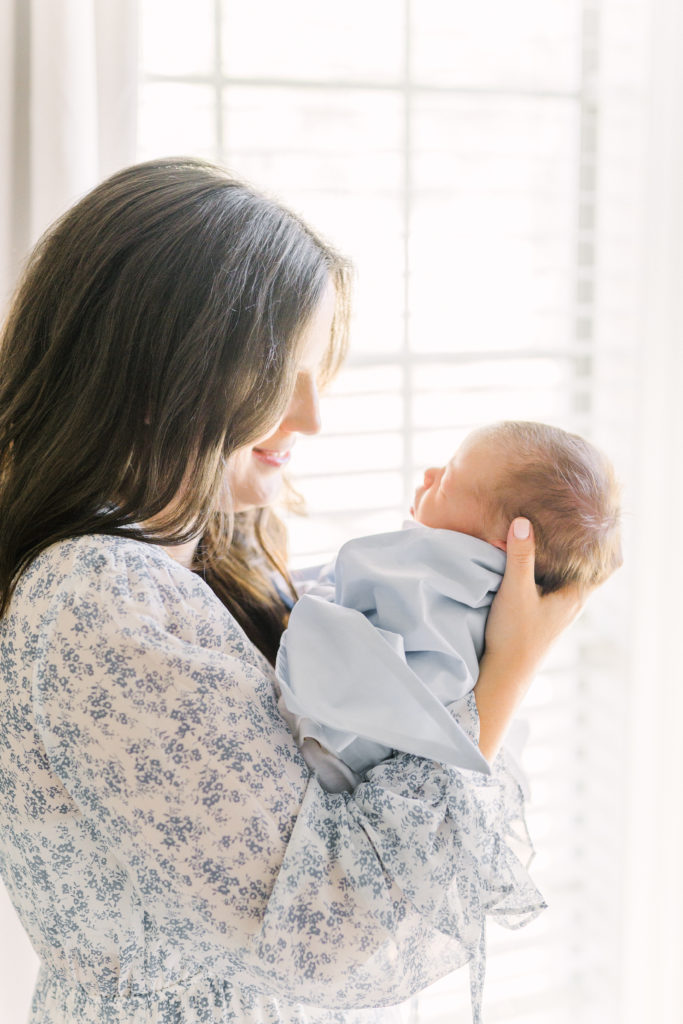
[452,429,502,461]
[446,433,511,498]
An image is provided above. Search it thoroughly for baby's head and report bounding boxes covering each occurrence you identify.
[411,420,622,594]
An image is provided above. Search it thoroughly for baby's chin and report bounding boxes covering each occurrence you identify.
[409,498,449,529]
[409,506,427,524]
[411,510,460,532]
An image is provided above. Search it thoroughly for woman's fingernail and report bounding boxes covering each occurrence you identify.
[513,517,530,539]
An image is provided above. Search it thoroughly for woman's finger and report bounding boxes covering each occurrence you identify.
[501,517,536,591]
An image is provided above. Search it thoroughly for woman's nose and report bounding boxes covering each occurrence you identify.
[280,373,322,436]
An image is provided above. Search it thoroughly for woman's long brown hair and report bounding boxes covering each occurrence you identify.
[0,158,351,663]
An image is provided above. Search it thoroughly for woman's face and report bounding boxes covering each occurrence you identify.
[226,279,337,512]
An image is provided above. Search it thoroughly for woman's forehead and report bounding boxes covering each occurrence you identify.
[296,279,337,368]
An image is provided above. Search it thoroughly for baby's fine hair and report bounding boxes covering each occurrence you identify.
[474,421,622,594]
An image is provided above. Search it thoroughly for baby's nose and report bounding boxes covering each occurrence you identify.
[424,467,438,486]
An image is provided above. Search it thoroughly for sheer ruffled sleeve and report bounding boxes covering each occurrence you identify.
[31,537,544,1022]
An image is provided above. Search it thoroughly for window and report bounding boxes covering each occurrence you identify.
[137,2,647,1019]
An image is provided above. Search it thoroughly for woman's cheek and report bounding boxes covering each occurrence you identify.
[224,450,285,512]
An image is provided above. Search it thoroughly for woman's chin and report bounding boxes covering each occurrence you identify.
[231,475,284,513]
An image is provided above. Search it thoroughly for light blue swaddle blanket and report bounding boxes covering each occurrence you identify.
[276,521,506,778]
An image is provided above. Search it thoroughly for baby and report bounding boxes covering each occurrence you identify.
[275,420,622,792]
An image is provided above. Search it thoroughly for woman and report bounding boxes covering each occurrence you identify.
[0,158,582,1024]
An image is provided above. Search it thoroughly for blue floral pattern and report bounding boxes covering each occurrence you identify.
[0,535,544,1023]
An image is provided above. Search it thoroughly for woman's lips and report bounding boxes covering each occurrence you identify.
[252,447,292,468]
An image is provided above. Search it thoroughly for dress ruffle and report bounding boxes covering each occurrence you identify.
[347,693,544,1021]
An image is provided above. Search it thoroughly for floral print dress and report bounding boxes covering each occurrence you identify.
[0,535,544,1024]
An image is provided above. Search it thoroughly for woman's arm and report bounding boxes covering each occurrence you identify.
[30,535,547,1011]
[474,517,585,761]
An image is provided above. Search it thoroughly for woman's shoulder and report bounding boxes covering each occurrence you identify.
[7,533,272,673]
[12,533,242,650]
[18,532,199,599]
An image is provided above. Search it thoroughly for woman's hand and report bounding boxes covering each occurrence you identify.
[474,517,586,762]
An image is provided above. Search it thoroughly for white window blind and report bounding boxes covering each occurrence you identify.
[137,2,650,1021]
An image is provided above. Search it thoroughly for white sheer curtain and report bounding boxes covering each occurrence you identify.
[0,0,138,309]
[620,0,683,1018]
[0,4,138,1019]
